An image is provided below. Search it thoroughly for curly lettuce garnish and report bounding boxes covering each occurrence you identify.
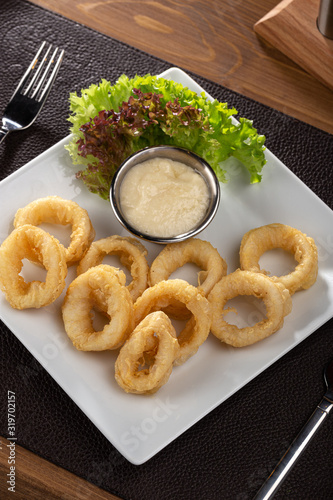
[66,74,266,200]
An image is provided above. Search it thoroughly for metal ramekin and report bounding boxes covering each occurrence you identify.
[110,145,220,244]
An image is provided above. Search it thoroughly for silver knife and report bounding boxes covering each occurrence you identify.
[253,358,333,500]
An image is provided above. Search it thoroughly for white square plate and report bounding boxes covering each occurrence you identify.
[1,68,333,464]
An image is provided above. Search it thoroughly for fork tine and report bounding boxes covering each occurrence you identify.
[14,41,47,95]
[24,43,53,96]
[30,45,57,99]
[37,48,65,103]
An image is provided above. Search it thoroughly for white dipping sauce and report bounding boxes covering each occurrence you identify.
[119,157,210,238]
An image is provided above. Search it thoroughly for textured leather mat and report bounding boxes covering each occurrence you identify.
[0,1,333,499]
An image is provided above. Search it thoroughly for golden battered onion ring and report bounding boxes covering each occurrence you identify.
[149,238,227,319]
[134,279,211,365]
[115,311,179,394]
[239,223,318,295]
[208,270,292,347]
[77,235,149,301]
[0,224,67,309]
[14,196,95,266]
[62,265,134,351]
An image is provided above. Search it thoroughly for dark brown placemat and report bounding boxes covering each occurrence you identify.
[1,1,333,499]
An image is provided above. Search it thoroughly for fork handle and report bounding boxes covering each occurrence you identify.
[0,127,9,144]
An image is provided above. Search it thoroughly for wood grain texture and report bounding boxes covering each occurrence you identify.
[254,0,333,91]
[28,0,333,134]
[0,436,120,499]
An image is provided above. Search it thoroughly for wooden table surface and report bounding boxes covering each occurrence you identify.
[29,0,333,134]
[1,0,332,499]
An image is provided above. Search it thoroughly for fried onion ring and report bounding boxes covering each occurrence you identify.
[14,196,95,266]
[62,265,134,351]
[239,223,318,295]
[0,224,67,309]
[77,235,149,301]
[134,279,211,365]
[115,311,179,394]
[149,238,227,319]
[208,270,292,347]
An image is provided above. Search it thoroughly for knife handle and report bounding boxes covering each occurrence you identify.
[253,396,333,500]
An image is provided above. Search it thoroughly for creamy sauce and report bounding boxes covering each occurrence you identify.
[119,157,210,238]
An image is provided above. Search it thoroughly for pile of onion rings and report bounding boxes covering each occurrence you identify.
[0,197,319,393]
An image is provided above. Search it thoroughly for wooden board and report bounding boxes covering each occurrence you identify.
[254,0,333,91]
[0,436,120,500]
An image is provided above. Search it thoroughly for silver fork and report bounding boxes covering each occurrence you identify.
[0,41,64,144]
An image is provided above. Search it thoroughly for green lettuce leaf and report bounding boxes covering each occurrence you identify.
[66,74,266,199]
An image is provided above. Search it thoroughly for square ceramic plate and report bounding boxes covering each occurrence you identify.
[1,68,333,465]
